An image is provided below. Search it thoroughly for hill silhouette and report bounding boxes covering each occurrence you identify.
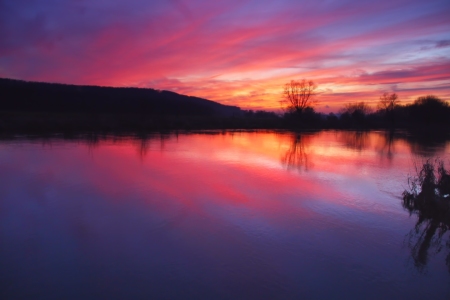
[0,78,241,116]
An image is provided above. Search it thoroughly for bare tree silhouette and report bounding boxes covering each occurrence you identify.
[378,92,399,125]
[281,79,317,115]
[378,92,399,113]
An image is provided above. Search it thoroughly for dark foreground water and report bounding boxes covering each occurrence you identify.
[1,130,449,299]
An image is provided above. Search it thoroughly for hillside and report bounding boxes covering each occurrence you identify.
[0,78,241,117]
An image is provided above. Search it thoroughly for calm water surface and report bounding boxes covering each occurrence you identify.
[1,130,449,299]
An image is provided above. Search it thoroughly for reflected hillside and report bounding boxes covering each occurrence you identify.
[0,132,177,161]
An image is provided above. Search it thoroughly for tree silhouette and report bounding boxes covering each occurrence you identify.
[378,92,399,125]
[339,102,372,127]
[281,79,317,116]
[409,95,450,125]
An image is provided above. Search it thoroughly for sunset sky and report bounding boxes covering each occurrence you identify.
[1,0,449,112]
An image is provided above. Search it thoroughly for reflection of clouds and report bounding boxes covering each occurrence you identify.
[215,151,281,170]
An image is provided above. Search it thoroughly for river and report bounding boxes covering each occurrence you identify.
[1,130,449,299]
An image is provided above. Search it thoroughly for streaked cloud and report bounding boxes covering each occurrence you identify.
[1,0,449,111]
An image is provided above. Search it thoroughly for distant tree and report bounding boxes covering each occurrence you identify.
[281,79,317,116]
[378,92,399,112]
[378,92,399,124]
[341,102,372,116]
[340,102,372,127]
[326,112,339,127]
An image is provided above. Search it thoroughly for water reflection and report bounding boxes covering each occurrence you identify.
[335,130,450,157]
[1,130,448,164]
[406,131,450,155]
[85,133,101,154]
[280,134,311,171]
[338,131,370,152]
[379,130,395,161]
[404,216,450,274]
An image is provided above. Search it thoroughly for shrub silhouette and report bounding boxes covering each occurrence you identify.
[402,159,450,273]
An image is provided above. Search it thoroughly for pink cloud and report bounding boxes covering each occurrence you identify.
[1,0,449,111]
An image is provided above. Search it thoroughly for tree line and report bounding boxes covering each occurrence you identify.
[279,79,450,129]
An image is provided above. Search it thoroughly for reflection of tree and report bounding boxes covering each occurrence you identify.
[137,135,150,161]
[135,133,173,161]
[405,219,449,273]
[337,130,450,159]
[339,130,397,161]
[405,131,450,156]
[402,159,450,273]
[85,133,100,154]
[159,133,171,151]
[338,131,369,151]
[281,134,310,171]
[377,130,395,161]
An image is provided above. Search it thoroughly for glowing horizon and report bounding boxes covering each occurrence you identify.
[1,0,449,112]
